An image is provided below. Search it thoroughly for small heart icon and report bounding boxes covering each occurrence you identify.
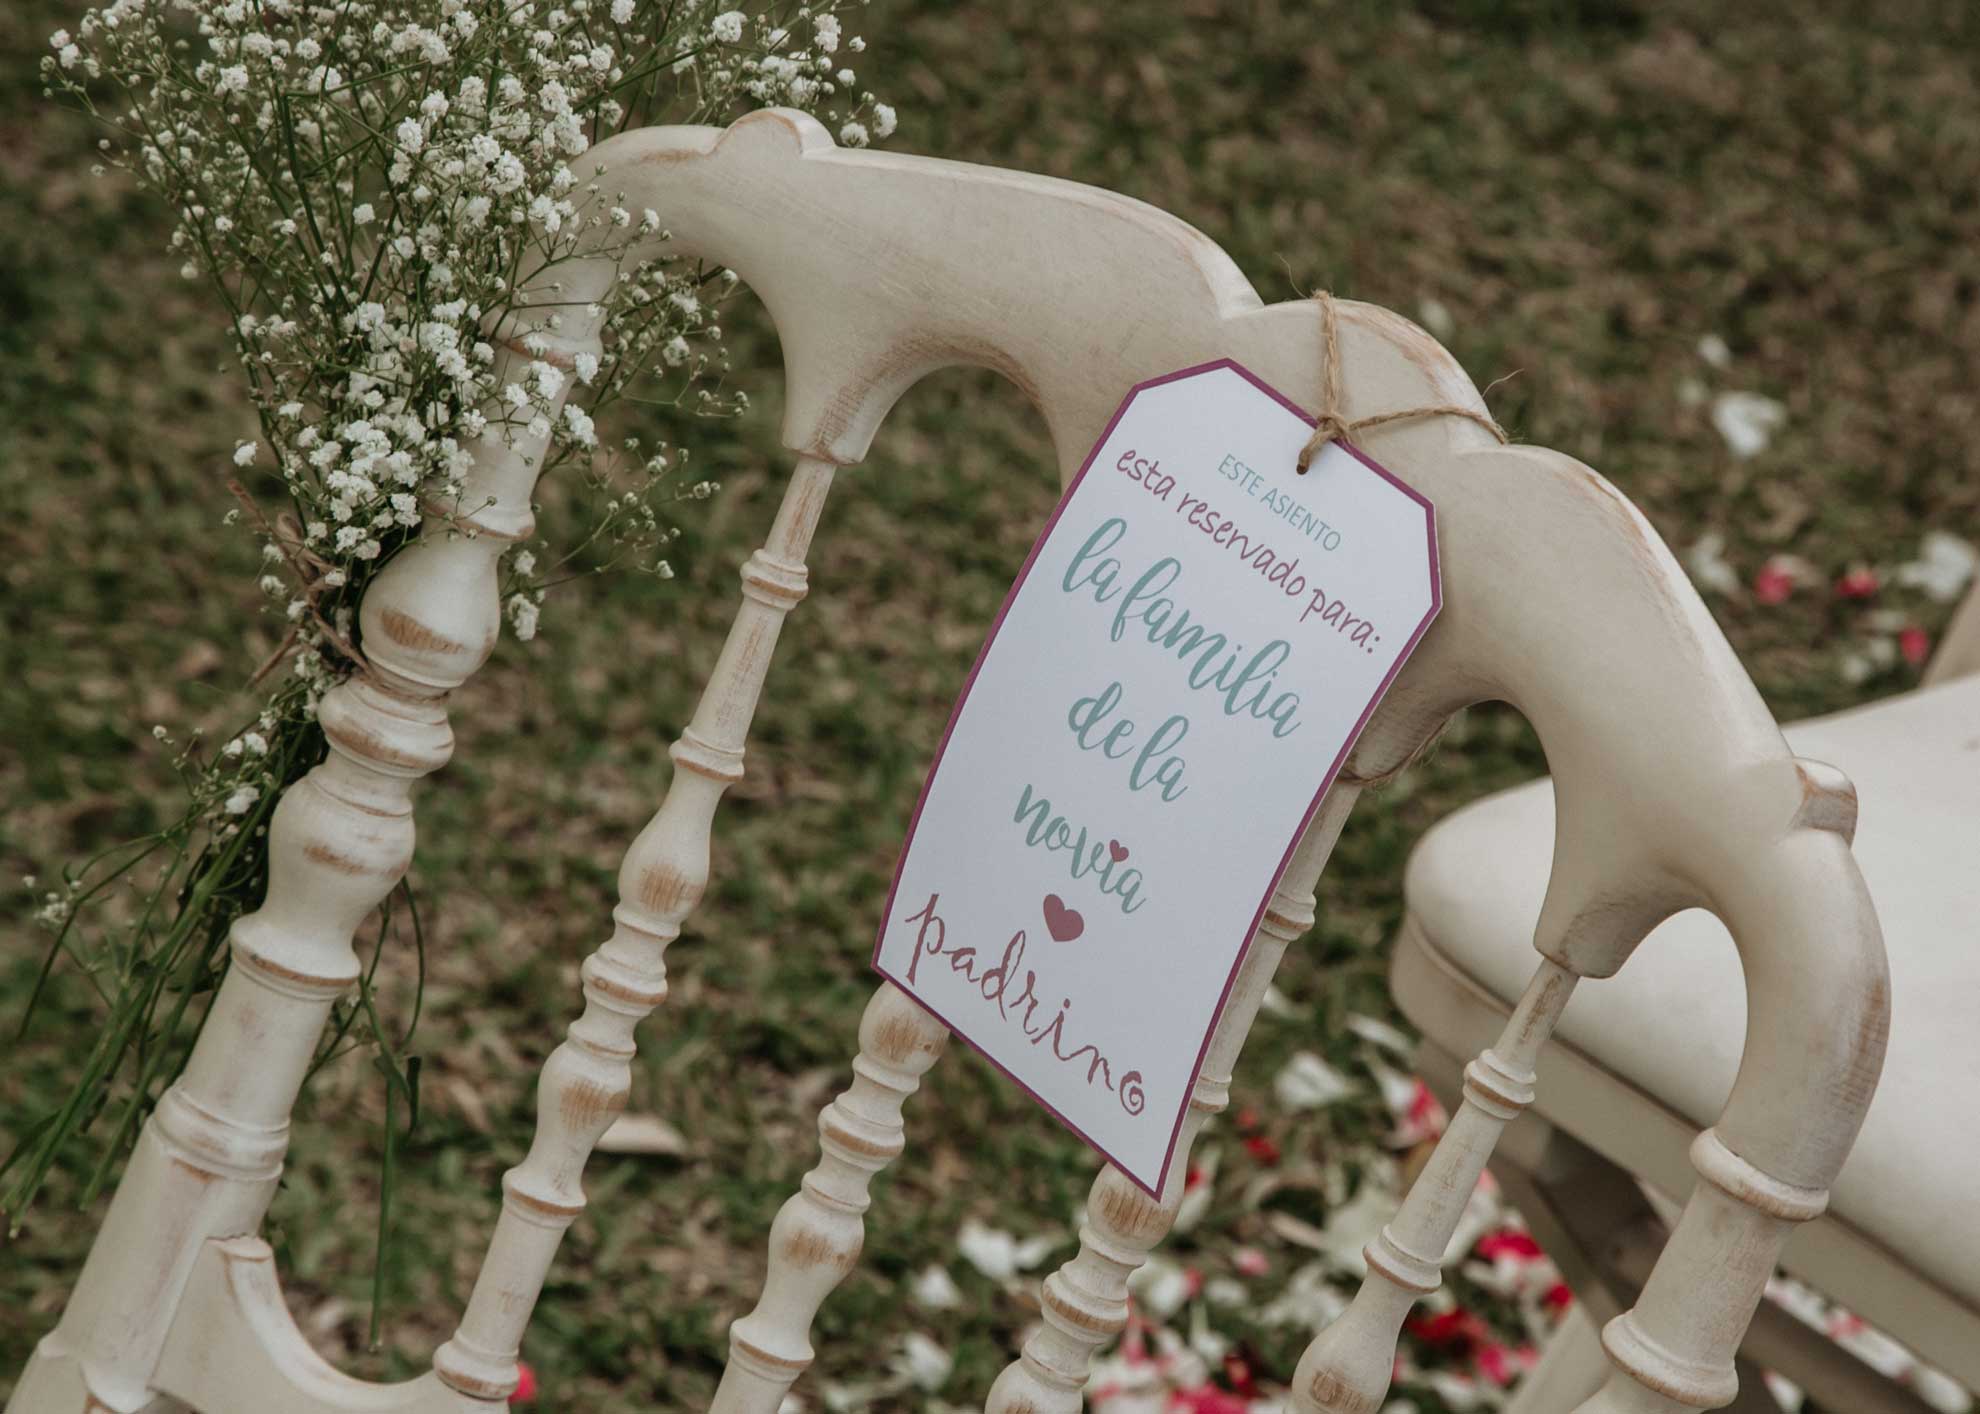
[1042,893,1085,943]
[1108,839,1129,863]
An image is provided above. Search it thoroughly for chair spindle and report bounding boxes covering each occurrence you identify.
[707,983,949,1413]
[983,786,1362,1414]
[433,453,842,1400]
[1292,958,1581,1414]
[9,312,603,1411]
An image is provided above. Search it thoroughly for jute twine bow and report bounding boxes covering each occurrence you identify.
[1295,291,1509,472]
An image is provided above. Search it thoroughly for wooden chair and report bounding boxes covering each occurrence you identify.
[8,109,1888,1414]
[1391,592,1980,1414]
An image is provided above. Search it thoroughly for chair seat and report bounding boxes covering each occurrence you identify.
[1390,673,1980,1387]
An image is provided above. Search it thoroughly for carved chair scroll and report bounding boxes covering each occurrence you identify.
[10,109,1886,1414]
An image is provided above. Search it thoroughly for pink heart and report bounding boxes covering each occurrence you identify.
[1042,894,1085,943]
[1108,839,1129,863]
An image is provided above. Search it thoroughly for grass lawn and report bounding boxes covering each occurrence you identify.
[4,1,1976,1410]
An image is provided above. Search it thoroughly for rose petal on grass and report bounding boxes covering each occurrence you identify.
[1257,1260,1350,1329]
[1174,1148,1219,1233]
[1260,983,1302,1018]
[1317,1185,1394,1275]
[895,1332,953,1391]
[911,1263,963,1310]
[1835,566,1880,600]
[1711,390,1788,458]
[1205,1276,1247,1307]
[1241,1134,1282,1166]
[1753,557,1803,605]
[1275,1053,1354,1109]
[1894,530,1979,602]
[1128,1256,1194,1319]
[1014,1233,1057,1270]
[957,1218,1022,1279]
[1346,1013,1414,1055]
[1685,531,1741,597]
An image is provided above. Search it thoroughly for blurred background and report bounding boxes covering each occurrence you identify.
[5,1,1977,1409]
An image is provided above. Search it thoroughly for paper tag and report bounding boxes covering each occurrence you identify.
[872,360,1440,1195]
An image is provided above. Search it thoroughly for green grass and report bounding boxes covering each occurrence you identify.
[4,1,1976,1409]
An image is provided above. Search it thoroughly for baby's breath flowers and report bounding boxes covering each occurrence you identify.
[11,0,895,1227]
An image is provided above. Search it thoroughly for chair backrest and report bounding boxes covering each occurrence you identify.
[12,109,1887,1414]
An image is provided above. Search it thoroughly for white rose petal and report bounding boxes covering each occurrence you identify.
[908,1264,962,1310]
[1274,1051,1357,1110]
[1711,390,1787,459]
[1894,530,1978,603]
[1126,1255,1192,1319]
[893,1332,951,1392]
[1346,1012,1414,1054]
[1685,530,1741,597]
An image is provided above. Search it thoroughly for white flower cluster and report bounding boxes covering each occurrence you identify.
[46,0,896,713]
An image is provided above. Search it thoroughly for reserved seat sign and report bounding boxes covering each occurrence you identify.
[872,360,1440,1195]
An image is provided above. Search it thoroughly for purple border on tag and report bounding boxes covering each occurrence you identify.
[869,357,1442,1199]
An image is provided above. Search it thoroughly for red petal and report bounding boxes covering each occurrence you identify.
[1753,565,1796,605]
[511,1362,538,1404]
[1477,1342,1514,1385]
[1242,1135,1281,1166]
[1476,1229,1544,1261]
[1407,1307,1488,1349]
[1222,1351,1262,1397]
[1900,626,1931,667]
[1835,568,1880,600]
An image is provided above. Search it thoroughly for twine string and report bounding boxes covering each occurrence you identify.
[1295,291,1509,472]
[228,479,370,683]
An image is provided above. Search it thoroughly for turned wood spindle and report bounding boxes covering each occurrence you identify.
[1292,957,1581,1414]
[11,309,601,1411]
[1567,1131,1827,1413]
[709,984,949,1414]
[982,786,1361,1414]
[433,454,841,1401]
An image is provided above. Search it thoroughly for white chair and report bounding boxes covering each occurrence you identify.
[9,110,1888,1414]
[1392,601,1980,1413]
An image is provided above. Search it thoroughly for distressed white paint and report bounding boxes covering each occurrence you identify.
[11,108,1887,1414]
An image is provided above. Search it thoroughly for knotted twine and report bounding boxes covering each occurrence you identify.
[1295,291,1508,472]
[1297,292,1507,788]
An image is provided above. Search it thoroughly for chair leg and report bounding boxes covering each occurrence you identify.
[1506,1304,1609,1414]
[1465,1059,1949,1414]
